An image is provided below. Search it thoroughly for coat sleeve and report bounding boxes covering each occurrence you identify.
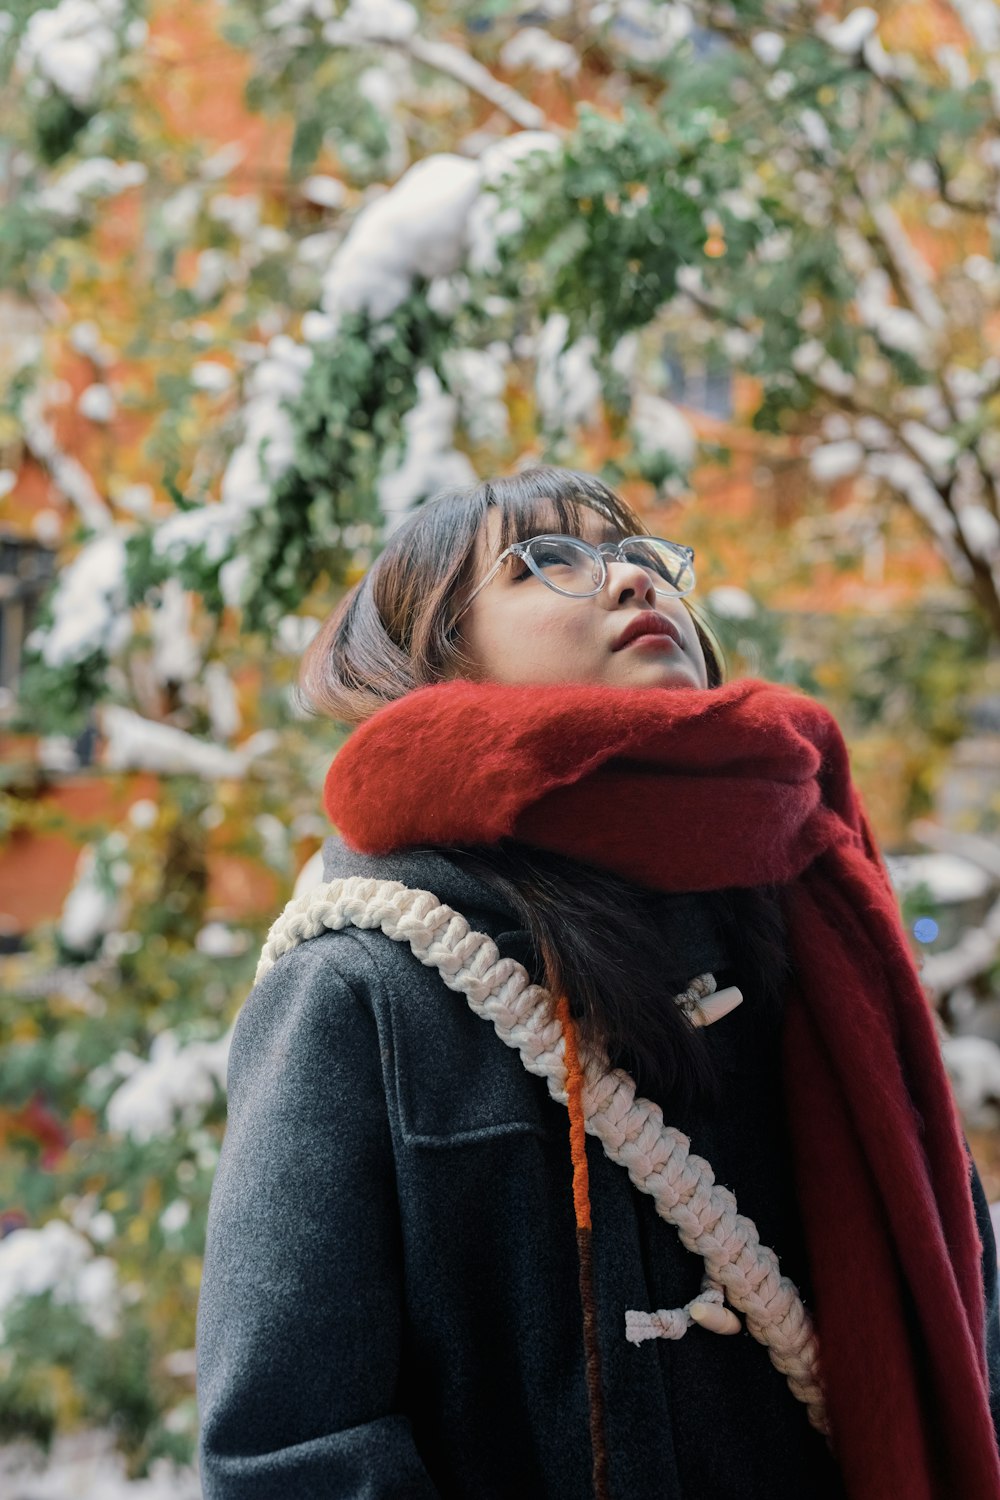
[195,931,442,1499]
[964,1137,1000,1454]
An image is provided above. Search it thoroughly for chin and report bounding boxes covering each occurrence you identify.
[618,661,702,689]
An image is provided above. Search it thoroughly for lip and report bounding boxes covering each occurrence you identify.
[612,611,683,652]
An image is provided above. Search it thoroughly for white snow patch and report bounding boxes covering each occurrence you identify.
[151,579,201,685]
[18,0,126,109]
[151,502,240,568]
[441,345,510,443]
[68,320,104,358]
[301,174,347,208]
[751,31,785,66]
[106,1027,233,1143]
[201,142,246,180]
[191,360,234,395]
[818,7,879,54]
[218,553,253,608]
[629,391,697,469]
[333,0,418,42]
[867,451,961,548]
[59,844,126,954]
[202,660,242,741]
[467,132,562,277]
[319,136,561,322]
[705,586,757,620]
[33,530,129,668]
[152,336,311,577]
[195,923,251,958]
[77,383,116,423]
[38,158,146,218]
[192,248,237,303]
[376,367,477,531]
[535,313,602,433]
[500,28,580,76]
[884,851,991,903]
[301,310,338,342]
[160,184,202,238]
[321,155,480,329]
[219,334,312,508]
[115,483,153,517]
[609,332,640,382]
[37,735,81,773]
[809,440,865,484]
[159,1200,191,1236]
[942,1035,1000,1129]
[127,798,158,829]
[858,291,931,363]
[899,420,957,479]
[958,504,1000,561]
[99,705,278,778]
[0,1220,121,1338]
[598,0,694,61]
[275,614,322,654]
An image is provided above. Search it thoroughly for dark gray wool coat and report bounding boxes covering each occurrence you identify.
[196,834,1000,1500]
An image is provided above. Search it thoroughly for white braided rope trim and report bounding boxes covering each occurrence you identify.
[625,1275,726,1344]
[256,876,830,1438]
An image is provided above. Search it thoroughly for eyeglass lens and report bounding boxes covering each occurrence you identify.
[524,536,694,596]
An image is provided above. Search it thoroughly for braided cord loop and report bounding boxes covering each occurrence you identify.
[256,877,829,1437]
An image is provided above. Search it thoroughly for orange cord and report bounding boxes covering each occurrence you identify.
[556,990,592,1230]
[555,991,610,1500]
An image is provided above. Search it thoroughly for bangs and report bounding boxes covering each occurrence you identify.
[485,468,646,562]
[298,462,726,726]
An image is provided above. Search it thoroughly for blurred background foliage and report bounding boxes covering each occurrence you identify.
[3,0,1000,1488]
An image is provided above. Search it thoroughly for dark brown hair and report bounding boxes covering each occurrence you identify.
[298,467,790,1107]
[298,466,725,724]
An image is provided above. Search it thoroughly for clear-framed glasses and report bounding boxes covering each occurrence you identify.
[451,534,696,627]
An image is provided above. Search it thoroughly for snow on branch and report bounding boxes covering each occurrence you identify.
[320,2,551,130]
[20,387,113,533]
[98,705,279,779]
[104,1026,234,1143]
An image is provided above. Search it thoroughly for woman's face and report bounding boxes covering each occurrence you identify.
[453,506,710,690]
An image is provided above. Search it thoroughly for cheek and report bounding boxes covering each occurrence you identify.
[511,595,598,653]
[475,593,599,673]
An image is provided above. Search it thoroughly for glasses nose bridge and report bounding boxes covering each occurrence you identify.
[599,540,660,598]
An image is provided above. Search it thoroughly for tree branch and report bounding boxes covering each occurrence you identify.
[319,21,559,133]
[20,387,114,534]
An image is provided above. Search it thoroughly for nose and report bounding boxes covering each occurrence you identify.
[605,556,659,607]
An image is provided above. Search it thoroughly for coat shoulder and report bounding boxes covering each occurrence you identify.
[246,916,563,1148]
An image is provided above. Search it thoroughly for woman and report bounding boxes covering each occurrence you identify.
[196,467,1000,1500]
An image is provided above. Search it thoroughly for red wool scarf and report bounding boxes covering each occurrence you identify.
[323,674,1000,1500]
